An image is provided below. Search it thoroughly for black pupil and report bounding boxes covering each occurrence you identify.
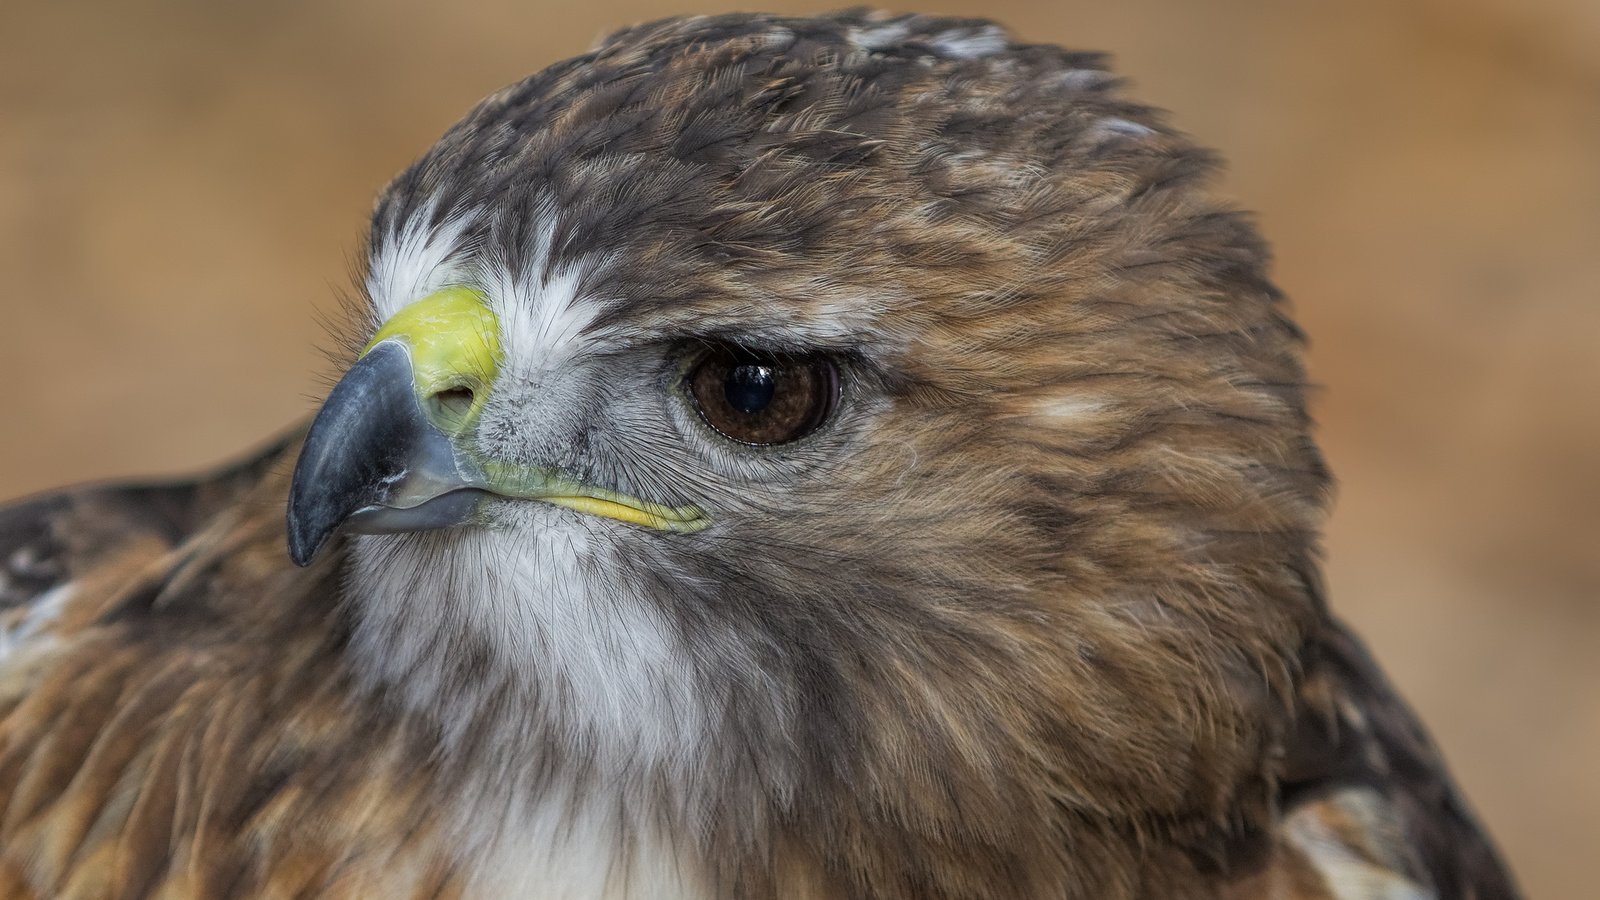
[725,364,777,414]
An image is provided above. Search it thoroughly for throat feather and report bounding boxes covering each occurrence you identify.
[343,520,717,896]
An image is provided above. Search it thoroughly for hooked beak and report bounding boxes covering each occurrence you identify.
[286,339,485,565]
[286,287,707,567]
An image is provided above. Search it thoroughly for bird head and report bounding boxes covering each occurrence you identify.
[286,10,1329,842]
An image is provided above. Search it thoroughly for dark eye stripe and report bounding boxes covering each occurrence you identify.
[687,348,839,446]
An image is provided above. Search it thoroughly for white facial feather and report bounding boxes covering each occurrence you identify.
[356,199,699,757]
[479,209,609,376]
[348,513,712,898]
[367,200,480,319]
[349,201,712,896]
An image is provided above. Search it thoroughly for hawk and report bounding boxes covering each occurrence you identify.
[0,10,1520,899]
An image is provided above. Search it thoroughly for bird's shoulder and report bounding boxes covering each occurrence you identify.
[0,432,294,646]
[1230,621,1522,900]
[0,432,472,898]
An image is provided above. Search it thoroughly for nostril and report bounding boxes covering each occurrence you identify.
[430,386,477,423]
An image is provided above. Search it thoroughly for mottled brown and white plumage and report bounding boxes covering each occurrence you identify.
[0,10,1519,899]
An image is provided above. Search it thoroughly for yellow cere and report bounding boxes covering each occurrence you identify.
[362,287,502,426]
[363,289,708,534]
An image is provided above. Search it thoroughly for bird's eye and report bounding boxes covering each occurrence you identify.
[687,347,839,446]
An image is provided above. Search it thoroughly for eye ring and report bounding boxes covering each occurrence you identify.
[685,346,840,446]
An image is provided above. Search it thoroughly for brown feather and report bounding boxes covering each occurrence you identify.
[0,10,1520,899]
[0,442,470,897]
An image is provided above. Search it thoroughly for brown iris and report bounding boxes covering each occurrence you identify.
[687,347,839,445]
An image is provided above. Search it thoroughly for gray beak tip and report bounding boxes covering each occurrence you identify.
[285,504,330,567]
[285,340,480,567]
[285,342,417,567]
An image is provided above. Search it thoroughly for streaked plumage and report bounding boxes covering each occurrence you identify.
[0,10,1519,899]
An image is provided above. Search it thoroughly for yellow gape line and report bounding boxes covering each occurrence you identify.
[542,495,711,533]
[362,287,502,429]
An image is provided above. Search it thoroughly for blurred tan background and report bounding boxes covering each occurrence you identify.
[1,0,1595,893]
